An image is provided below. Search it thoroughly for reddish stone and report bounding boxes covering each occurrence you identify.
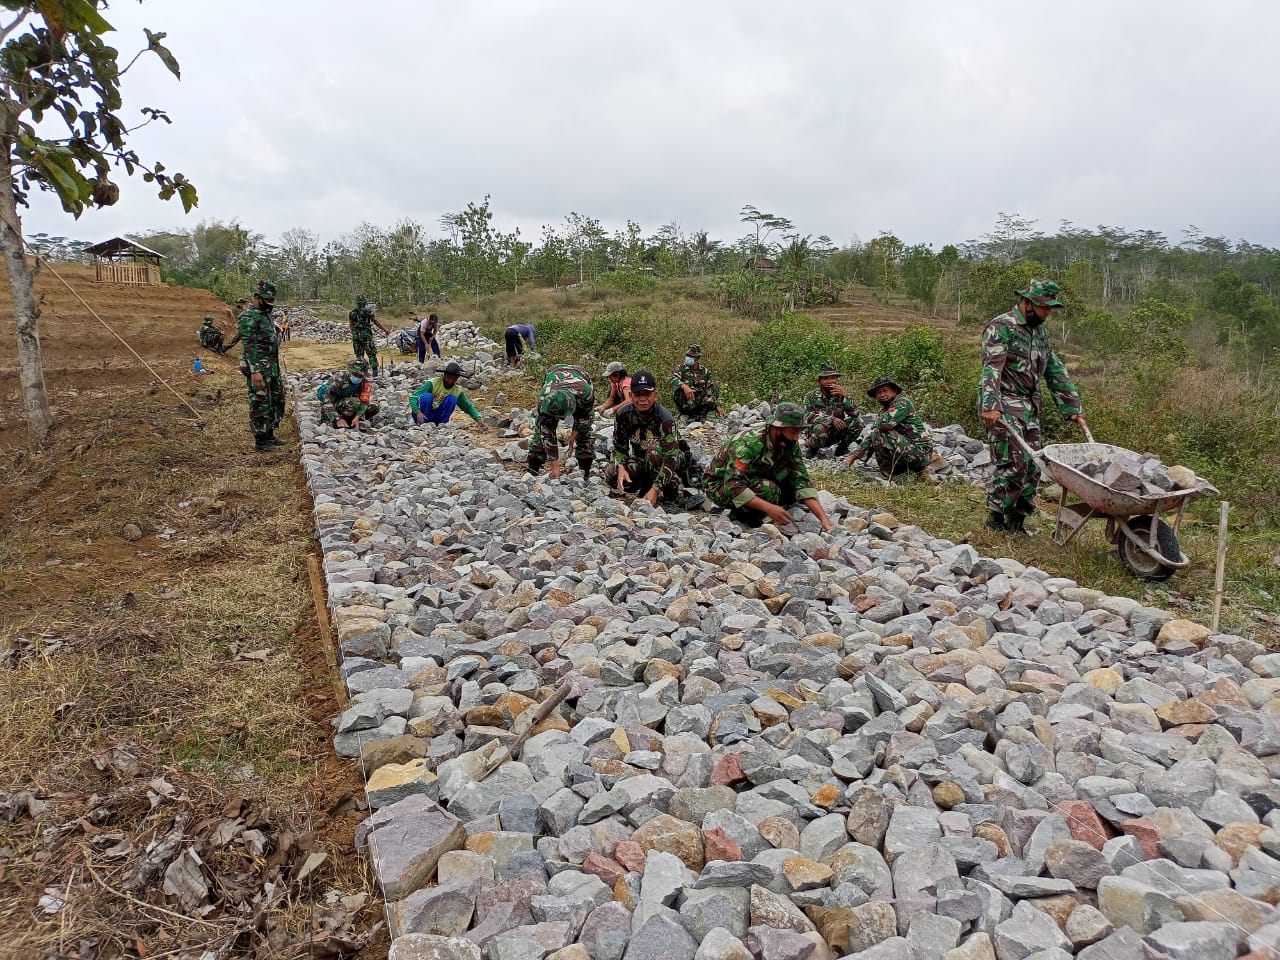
[703,827,742,863]
[1020,669,1068,688]
[613,839,646,874]
[1122,818,1160,861]
[711,754,747,787]
[856,596,881,613]
[1053,800,1111,851]
[581,853,626,886]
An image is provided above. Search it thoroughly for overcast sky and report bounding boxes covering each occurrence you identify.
[21,0,1280,250]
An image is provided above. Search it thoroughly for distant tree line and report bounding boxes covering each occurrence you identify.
[41,202,1280,370]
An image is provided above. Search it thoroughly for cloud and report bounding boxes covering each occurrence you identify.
[22,0,1280,250]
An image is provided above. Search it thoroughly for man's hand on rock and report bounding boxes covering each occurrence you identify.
[616,465,631,493]
[641,488,659,507]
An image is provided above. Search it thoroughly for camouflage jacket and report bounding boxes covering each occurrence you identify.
[320,370,368,408]
[803,387,858,424]
[536,364,595,439]
[237,308,279,375]
[855,395,932,457]
[707,427,819,508]
[671,363,719,402]
[612,401,682,485]
[198,322,221,348]
[979,306,1081,418]
[349,305,377,333]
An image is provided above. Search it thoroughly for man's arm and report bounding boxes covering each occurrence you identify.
[457,391,483,422]
[978,321,1008,414]
[1045,349,1083,417]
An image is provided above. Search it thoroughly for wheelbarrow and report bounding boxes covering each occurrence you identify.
[1002,421,1218,581]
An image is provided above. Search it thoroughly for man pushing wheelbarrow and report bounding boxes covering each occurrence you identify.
[979,279,1087,535]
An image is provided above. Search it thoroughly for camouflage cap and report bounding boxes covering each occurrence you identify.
[867,376,902,398]
[347,359,369,376]
[685,344,702,358]
[541,389,577,419]
[203,314,216,322]
[1016,279,1064,308]
[769,401,806,428]
[356,295,368,306]
[254,279,277,301]
[818,362,841,379]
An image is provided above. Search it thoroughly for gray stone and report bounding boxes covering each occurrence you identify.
[1096,876,1181,935]
[908,912,963,960]
[678,886,750,941]
[1143,921,1237,960]
[694,927,753,960]
[799,813,850,863]
[388,933,482,960]
[622,914,697,960]
[361,794,466,900]
[992,901,1071,960]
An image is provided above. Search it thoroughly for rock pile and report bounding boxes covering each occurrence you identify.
[1072,450,1204,499]
[291,361,1280,960]
[285,306,352,343]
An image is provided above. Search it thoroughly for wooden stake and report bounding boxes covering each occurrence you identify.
[1211,501,1230,633]
[307,553,348,708]
[476,679,574,782]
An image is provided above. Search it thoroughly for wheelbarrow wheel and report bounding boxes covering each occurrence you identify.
[1117,516,1180,581]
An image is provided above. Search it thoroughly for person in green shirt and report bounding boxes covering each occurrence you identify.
[410,361,485,427]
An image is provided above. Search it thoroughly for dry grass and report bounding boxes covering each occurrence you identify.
[0,354,385,958]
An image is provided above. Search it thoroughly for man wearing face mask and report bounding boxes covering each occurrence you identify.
[704,402,834,532]
[319,359,381,430]
[979,279,1086,534]
[671,344,722,420]
[237,280,287,452]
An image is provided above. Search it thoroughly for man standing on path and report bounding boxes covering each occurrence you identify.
[671,344,722,419]
[979,279,1086,534]
[527,363,595,480]
[803,362,858,457]
[410,361,486,427]
[504,323,535,367]
[846,377,934,479]
[349,295,391,373]
[237,280,286,452]
[704,402,834,532]
[604,370,696,507]
[416,312,442,362]
[319,360,380,430]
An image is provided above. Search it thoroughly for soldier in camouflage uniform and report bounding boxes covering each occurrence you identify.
[847,377,934,478]
[603,370,699,507]
[979,279,1086,534]
[803,361,858,457]
[671,344,722,419]
[527,363,596,479]
[237,280,287,452]
[319,359,380,429]
[349,295,391,373]
[704,402,834,532]
[198,315,226,353]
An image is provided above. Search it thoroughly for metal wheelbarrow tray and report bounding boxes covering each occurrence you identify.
[1006,426,1219,580]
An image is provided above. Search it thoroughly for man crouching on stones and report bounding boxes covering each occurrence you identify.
[604,370,700,508]
[319,360,380,430]
[704,401,834,532]
[846,377,934,479]
[527,363,595,480]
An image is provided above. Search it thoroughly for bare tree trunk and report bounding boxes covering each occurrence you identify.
[0,172,52,443]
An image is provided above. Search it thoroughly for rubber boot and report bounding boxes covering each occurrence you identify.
[265,430,287,448]
[983,510,1007,532]
[254,433,274,452]
[834,440,850,457]
[1007,513,1032,537]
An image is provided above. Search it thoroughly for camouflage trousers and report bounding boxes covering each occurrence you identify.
[985,413,1042,516]
[245,370,284,437]
[674,389,716,419]
[352,328,379,370]
[706,475,795,512]
[860,431,932,478]
[321,397,380,426]
[199,329,223,351]
[603,452,681,498]
[805,417,856,453]
[527,418,594,475]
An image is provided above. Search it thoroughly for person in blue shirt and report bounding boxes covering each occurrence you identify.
[504,323,535,367]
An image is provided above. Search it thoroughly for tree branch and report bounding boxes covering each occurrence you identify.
[0,10,28,46]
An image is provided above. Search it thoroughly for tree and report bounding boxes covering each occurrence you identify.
[739,205,793,258]
[1,1,197,442]
[863,233,904,290]
[900,244,941,305]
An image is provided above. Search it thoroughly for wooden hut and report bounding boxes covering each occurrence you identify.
[83,237,165,285]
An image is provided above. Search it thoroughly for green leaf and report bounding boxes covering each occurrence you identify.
[144,28,180,78]
[65,0,113,35]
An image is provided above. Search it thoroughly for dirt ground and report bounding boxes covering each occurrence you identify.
[0,264,386,958]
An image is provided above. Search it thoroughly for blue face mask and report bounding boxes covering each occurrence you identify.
[684,356,695,367]
[349,376,363,386]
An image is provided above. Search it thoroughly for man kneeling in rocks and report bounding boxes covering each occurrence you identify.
[527,363,595,480]
[604,370,701,508]
[319,360,380,430]
[410,361,484,427]
[705,401,834,532]
[846,377,934,479]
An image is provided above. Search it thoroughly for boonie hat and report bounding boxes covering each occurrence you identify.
[769,402,806,428]
[347,359,369,376]
[255,279,277,301]
[1016,279,1064,308]
[866,376,902,398]
[685,344,702,358]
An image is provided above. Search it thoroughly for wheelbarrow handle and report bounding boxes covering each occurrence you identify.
[994,416,1045,462]
[1079,420,1095,444]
